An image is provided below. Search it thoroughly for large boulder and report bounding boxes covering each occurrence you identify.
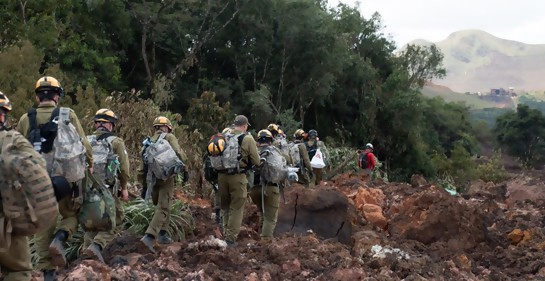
[388,185,486,251]
[275,186,355,244]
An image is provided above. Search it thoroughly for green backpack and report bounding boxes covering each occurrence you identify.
[77,173,116,231]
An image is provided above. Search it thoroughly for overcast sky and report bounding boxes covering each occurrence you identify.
[329,0,545,47]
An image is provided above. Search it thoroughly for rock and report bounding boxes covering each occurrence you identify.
[361,204,388,229]
[123,253,143,267]
[507,228,531,245]
[329,268,367,280]
[388,185,486,251]
[506,177,545,205]
[162,242,182,256]
[354,187,386,208]
[282,259,301,272]
[65,260,111,281]
[410,174,427,187]
[275,186,355,245]
[352,230,383,256]
[245,272,259,281]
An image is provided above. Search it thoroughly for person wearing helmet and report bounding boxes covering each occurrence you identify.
[267,123,280,137]
[292,129,313,186]
[304,129,330,186]
[83,109,130,262]
[249,129,286,241]
[358,143,376,177]
[218,115,260,247]
[139,116,188,252]
[16,76,94,278]
[0,92,49,281]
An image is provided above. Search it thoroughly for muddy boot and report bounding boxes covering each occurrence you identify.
[85,243,104,263]
[157,230,172,244]
[215,209,222,225]
[43,269,56,281]
[141,234,157,253]
[49,230,68,267]
[225,240,237,248]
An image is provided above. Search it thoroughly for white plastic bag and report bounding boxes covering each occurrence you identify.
[310,148,326,168]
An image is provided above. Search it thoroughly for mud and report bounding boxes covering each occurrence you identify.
[39,170,545,280]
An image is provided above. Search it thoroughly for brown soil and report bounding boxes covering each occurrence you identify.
[34,170,545,281]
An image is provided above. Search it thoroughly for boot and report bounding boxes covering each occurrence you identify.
[157,230,172,244]
[140,234,157,253]
[225,239,237,248]
[215,209,222,225]
[85,243,105,263]
[49,230,68,267]
[43,269,56,281]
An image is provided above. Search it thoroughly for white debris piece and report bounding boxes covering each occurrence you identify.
[187,235,228,250]
[371,244,410,260]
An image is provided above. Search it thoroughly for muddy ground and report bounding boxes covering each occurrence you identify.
[33,171,545,280]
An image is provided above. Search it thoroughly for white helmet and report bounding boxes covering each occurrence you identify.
[366,143,373,149]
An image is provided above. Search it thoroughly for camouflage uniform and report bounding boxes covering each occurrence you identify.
[305,139,330,186]
[17,103,93,270]
[83,130,130,250]
[137,130,187,238]
[249,144,289,239]
[293,140,312,186]
[218,130,260,243]
[0,130,47,281]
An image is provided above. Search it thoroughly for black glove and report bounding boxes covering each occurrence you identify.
[183,170,189,183]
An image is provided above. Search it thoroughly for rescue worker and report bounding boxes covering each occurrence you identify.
[17,76,93,280]
[139,116,187,253]
[0,92,45,281]
[249,130,285,241]
[218,115,260,246]
[293,129,313,186]
[83,109,130,262]
[305,129,330,186]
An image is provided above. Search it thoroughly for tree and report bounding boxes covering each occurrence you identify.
[494,104,545,167]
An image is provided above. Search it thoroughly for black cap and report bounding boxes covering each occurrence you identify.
[234,115,251,126]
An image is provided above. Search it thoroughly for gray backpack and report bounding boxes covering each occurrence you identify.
[209,132,244,171]
[260,146,288,184]
[87,134,119,184]
[288,142,301,167]
[144,133,184,180]
[42,108,87,183]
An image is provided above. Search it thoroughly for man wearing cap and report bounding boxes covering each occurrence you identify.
[218,115,260,246]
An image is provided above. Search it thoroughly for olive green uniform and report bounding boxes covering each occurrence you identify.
[218,130,260,242]
[305,139,330,186]
[0,130,46,281]
[17,103,93,271]
[83,130,130,250]
[249,144,288,239]
[294,140,312,186]
[137,131,187,238]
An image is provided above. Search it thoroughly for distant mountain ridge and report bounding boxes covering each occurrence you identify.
[407,29,545,93]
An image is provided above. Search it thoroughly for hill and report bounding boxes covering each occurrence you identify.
[408,29,545,93]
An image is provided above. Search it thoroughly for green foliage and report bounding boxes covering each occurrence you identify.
[124,198,195,241]
[31,198,195,264]
[494,104,545,167]
[476,150,509,183]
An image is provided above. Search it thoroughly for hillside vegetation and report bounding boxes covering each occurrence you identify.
[409,29,545,93]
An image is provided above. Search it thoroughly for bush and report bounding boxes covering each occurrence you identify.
[476,150,509,183]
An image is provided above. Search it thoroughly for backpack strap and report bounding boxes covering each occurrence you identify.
[157,132,167,142]
[27,108,38,137]
[97,132,115,142]
[58,107,70,123]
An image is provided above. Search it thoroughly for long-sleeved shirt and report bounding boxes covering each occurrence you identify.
[93,130,131,190]
[17,103,94,168]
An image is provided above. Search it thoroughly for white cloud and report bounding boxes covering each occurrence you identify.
[329,0,545,47]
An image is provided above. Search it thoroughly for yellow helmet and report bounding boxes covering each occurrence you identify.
[35,76,64,96]
[267,123,279,134]
[257,129,274,142]
[294,129,305,139]
[207,134,226,156]
[0,92,13,113]
[222,127,231,134]
[94,108,118,124]
[278,129,284,135]
[153,116,173,130]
